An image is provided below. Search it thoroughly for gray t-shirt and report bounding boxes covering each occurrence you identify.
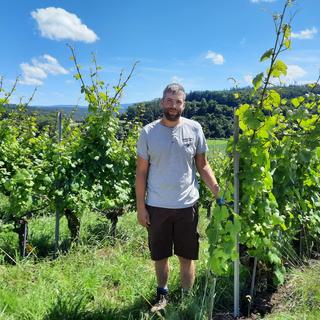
[136,117,208,209]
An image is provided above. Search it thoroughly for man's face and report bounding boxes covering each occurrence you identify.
[160,91,185,122]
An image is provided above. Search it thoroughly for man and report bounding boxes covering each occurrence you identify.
[135,83,220,311]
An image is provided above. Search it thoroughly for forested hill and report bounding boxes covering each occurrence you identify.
[2,103,132,132]
[122,84,320,138]
[3,85,319,139]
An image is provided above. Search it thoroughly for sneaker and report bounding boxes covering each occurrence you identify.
[181,288,188,300]
[151,293,168,312]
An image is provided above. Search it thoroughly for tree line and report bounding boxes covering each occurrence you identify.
[122,84,320,138]
[4,84,319,140]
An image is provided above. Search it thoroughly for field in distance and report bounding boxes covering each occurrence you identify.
[207,139,227,155]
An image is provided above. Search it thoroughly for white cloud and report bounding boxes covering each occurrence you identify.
[244,74,253,86]
[270,64,307,86]
[283,64,307,83]
[250,0,276,3]
[31,7,99,43]
[286,50,320,64]
[243,65,306,87]
[205,51,225,65]
[31,55,69,75]
[171,76,184,84]
[298,80,317,85]
[291,27,318,40]
[20,54,69,85]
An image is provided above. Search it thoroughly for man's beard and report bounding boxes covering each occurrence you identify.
[163,109,182,122]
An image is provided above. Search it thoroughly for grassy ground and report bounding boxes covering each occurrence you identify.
[207,139,228,157]
[0,209,236,320]
[1,211,320,320]
[265,260,320,320]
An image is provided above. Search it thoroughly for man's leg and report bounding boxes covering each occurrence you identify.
[155,258,169,288]
[178,256,195,290]
[150,258,169,312]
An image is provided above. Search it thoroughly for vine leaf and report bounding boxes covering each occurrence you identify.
[264,90,281,110]
[282,24,291,49]
[270,60,287,78]
[252,72,264,91]
[260,48,274,62]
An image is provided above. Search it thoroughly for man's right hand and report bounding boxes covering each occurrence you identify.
[216,197,225,207]
[137,207,151,227]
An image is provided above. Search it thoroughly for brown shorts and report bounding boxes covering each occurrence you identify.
[146,204,199,261]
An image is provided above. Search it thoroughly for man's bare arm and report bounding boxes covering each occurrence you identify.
[135,156,150,227]
[195,153,220,198]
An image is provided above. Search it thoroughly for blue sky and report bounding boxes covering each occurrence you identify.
[1,0,319,106]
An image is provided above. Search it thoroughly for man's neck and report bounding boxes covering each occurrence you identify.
[160,117,183,128]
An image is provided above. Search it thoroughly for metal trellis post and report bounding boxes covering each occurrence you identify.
[233,111,240,318]
[55,112,62,256]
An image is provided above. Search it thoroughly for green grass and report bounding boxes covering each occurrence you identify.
[207,139,228,155]
[0,212,152,319]
[1,210,320,319]
[266,261,320,320]
[0,210,236,319]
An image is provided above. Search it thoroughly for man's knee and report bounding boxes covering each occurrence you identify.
[155,257,169,268]
[178,256,194,268]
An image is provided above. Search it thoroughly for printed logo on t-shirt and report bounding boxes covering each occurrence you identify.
[182,137,193,147]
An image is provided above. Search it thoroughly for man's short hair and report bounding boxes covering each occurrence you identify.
[162,83,186,100]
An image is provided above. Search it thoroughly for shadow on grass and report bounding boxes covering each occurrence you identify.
[28,233,73,259]
[43,292,155,320]
[43,292,210,320]
[82,214,143,247]
[0,212,140,263]
[28,216,121,260]
[82,216,114,245]
[42,271,218,320]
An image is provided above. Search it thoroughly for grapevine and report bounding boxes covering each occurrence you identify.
[206,0,320,284]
